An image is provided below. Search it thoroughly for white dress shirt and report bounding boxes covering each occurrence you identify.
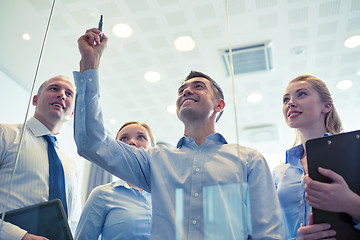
[0,117,81,240]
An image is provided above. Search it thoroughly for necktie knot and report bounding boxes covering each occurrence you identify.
[43,135,57,144]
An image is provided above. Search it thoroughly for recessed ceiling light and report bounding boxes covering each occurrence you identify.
[22,33,31,40]
[167,105,176,114]
[336,80,353,90]
[344,35,360,48]
[144,71,160,82]
[109,118,117,124]
[247,93,263,103]
[291,46,306,56]
[174,36,196,52]
[112,24,132,38]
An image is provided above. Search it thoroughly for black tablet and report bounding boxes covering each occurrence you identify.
[1,199,73,240]
[306,130,360,239]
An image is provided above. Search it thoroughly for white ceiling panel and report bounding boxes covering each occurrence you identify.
[0,0,359,158]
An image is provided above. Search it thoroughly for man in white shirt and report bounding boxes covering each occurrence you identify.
[0,76,81,240]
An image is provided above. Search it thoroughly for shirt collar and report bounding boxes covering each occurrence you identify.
[27,117,52,137]
[113,179,128,188]
[285,144,304,166]
[323,132,332,137]
[285,133,332,166]
[27,117,60,148]
[114,179,141,191]
[176,132,227,148]
[113,179,150,196]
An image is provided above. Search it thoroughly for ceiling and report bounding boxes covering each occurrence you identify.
[1,0,359,165]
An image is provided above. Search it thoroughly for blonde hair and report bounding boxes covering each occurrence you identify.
[115,121,156,147]
[288,74,343,146]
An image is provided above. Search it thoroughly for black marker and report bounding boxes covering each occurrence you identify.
[98,15,103,41]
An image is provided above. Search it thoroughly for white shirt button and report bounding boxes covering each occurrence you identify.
[80,79,84,83]
[192,220,197,225]
[88,78,93,82]
[195,168,200,172]
[300,200,303,205]
[194,193,199,197]
[80,108,84,112]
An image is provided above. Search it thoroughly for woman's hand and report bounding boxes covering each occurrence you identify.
[304,167,360,219]
[297,213,336,240]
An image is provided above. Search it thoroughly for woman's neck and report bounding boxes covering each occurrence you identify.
[298,125,327,174]
[299,125,327,147]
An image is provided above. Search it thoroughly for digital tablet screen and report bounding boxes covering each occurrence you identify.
[1,199,73,240]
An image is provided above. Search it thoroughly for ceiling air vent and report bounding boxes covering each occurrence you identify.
[222,41,273,76]
[242,124,278,143]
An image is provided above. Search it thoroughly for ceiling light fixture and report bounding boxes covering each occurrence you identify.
[291,46,306,56]
[174,36,196,52]
[167,105,176,114]
[22,33,31,40]
[247,93,263,103]
[144,71,161,82]
[344,35,360,48]
[336,79,353,90]
[112,24,132,38]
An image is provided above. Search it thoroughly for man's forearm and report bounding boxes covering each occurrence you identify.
[79,56,99,73]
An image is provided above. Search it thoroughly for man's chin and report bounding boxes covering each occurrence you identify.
[50,112,72,122]
[63,115,73,121]
[178,108,198,121]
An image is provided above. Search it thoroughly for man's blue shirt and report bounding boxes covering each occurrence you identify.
[73,70,286,239]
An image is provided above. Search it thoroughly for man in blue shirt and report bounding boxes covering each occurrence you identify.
[73,28,286,239]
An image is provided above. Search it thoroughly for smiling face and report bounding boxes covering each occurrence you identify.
[282,80,331,132]
[33,76,75,128]
[176,77,224,124]
[116,123,152,149]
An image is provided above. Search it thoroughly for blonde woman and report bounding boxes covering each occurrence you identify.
[273,74,360,239]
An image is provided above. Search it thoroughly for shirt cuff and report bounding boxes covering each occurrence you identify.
[0,221,27,240]
[73,69,99,92]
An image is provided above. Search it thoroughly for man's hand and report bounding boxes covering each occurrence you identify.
[297,213,336,240]
[304,167,360,218]
[78,28,108,73]
[22,233,49,240]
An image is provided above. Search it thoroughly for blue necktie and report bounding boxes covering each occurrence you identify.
[43,135,68,218]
